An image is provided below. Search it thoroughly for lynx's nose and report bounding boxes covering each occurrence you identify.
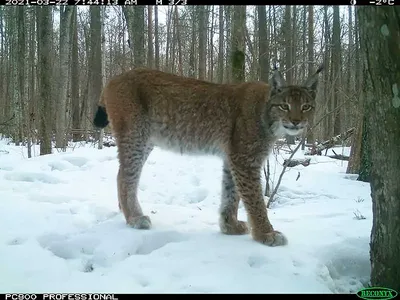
[291,120,301,126]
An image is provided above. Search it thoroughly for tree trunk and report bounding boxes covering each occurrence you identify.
[284,6,292,84]
[123,6,145,67]
[224,6,232,83]
[345,6,354,131]
[27,8,36,157]
[71,8,80,142]
[231,6,246,83]
[358,6,400,290]
[8,8,19,144]
[291,5,297,81]
[88,7,102,131]
[244,25,256,81]
[347,113,363,174]
[284,6,295,145]
[98,7,106,150]
[17,8,27,148]
[56,6,74,150]
[347,9,363,174]
[300,6,307,81]
[154,6,160,70]
[271,6,278,66]
[258,6,269,83]
[36,7,53,155]
[174,6,183,76]
[332,6,342,136]
[198,6,207,80]
[147,6,154,69]
[81,21,90,141]
[164,7,172,72]
[171,8,177,74]
[322,6,331,140]
[305,6,315,145]
[208,5,215,81]
[217,6,224,83]
[188,7,196,78]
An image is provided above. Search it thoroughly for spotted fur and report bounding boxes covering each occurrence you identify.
[93,66,322,247]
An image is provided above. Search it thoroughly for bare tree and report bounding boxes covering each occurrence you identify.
[27,7,36,157]
[358,6,400,290]
[217,6,224,83]
[198,6,207,80]
[188,7,196,78]
[56,6,74,150]
[347,8,363,175]
[88,7,102,130]
[17,8,27,149]
[147,6,154,69]
[174,6,183,76]
[154,6,160,70]
[123,6,145,67]
[323,6,332,140]
[208,6,215,81]
[71,8,80,142]
[305,6,315,145]
[331,6,342,135]
[231,6,246,83]
[224,6,232,83]
[36,7,53,155]
[258,6,269,83]
[283,6,294,144]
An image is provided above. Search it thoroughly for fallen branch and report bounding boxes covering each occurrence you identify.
[327,154,349,161]
[283,158,311,167]
[305,127,355,156]
[103,140,116,147]
[328,150,349,161]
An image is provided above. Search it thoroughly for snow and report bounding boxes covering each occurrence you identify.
[0,138,372,294]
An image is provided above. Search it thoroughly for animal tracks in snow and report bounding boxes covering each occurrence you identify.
[37,226,189,273]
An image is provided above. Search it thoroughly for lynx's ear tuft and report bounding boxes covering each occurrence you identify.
[269,68,287,94]
[302,64,324,95]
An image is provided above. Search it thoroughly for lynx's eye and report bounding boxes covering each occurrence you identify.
[279,104,290,111]
[302,104,312,112]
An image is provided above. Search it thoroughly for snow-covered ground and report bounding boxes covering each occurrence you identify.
[0,138,372,294]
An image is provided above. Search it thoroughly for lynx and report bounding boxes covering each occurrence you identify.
[93,66,323,247]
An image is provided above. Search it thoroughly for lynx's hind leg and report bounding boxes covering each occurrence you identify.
[117,143,153,209]
[116,131,153,230]
[219,161,249,235]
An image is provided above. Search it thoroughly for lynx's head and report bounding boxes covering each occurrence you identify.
[267,65,323,137]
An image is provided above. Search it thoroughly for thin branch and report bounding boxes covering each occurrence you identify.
[267,136,305,208]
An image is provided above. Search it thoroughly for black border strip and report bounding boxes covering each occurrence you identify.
[0,0,382,5]
[1,294,360,299]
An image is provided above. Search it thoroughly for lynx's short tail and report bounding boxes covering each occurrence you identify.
[93,91,109,128]
[93,106,109,128]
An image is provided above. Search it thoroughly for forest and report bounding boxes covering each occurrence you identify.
[0,5,399,291]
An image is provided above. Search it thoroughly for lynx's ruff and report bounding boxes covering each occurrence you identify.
[94,67,323,247]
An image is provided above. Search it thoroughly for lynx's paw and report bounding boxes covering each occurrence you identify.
[220,219,249,235]
[127,215,152,229]
[253,230,288,247]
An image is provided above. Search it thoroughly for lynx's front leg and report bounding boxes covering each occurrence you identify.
[116,132,152,229]
[229,156,287,246]
[219,161,249,235]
